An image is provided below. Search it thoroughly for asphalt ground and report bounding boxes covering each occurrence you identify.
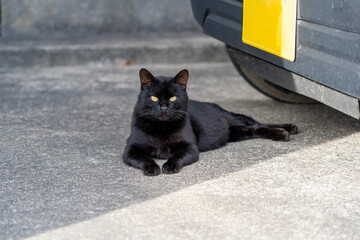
[1,63,359,239]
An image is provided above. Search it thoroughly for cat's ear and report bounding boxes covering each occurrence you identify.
[139,68,155,89]
[174,69,189,90]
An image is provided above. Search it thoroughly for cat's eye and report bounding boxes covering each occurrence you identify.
[150,96,158,102]
[169,96,177,102]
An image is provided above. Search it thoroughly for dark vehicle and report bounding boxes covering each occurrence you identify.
[190,0,360,119]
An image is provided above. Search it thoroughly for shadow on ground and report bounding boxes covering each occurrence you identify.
[0,63,359,239]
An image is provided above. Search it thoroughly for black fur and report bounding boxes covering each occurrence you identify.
[123,69,298,176]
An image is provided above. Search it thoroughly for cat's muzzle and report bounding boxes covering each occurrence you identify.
[160,105,168,112]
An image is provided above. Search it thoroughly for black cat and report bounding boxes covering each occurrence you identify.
[123,68,298,176]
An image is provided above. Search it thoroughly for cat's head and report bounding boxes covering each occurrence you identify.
[134,68,189,121]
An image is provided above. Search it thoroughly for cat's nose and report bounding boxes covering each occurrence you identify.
[160,105,168,112]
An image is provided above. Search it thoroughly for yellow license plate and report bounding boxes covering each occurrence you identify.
[243,0,297,62]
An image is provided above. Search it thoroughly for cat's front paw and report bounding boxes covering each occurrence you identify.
[162,161,180,174]
[143,163,161,176]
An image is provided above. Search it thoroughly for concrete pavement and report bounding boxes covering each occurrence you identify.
[0,34,227,68]
[1,63,359,239]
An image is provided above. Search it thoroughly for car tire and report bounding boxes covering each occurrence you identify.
[230,56,317,104]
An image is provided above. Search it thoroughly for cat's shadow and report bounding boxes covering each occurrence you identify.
[125,98,359,194]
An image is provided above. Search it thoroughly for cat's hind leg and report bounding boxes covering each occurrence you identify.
[229,113,260,126]
[263,124,298,134]
[227,113,296,142]
[253,126,290,141]
[229,125,290,142]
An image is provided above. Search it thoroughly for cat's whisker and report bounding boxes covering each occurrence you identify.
[175,110,187,114]
[136,109,157,118]
[136,113,155,119]
[171,111,187,120]
[136,113,154,118]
